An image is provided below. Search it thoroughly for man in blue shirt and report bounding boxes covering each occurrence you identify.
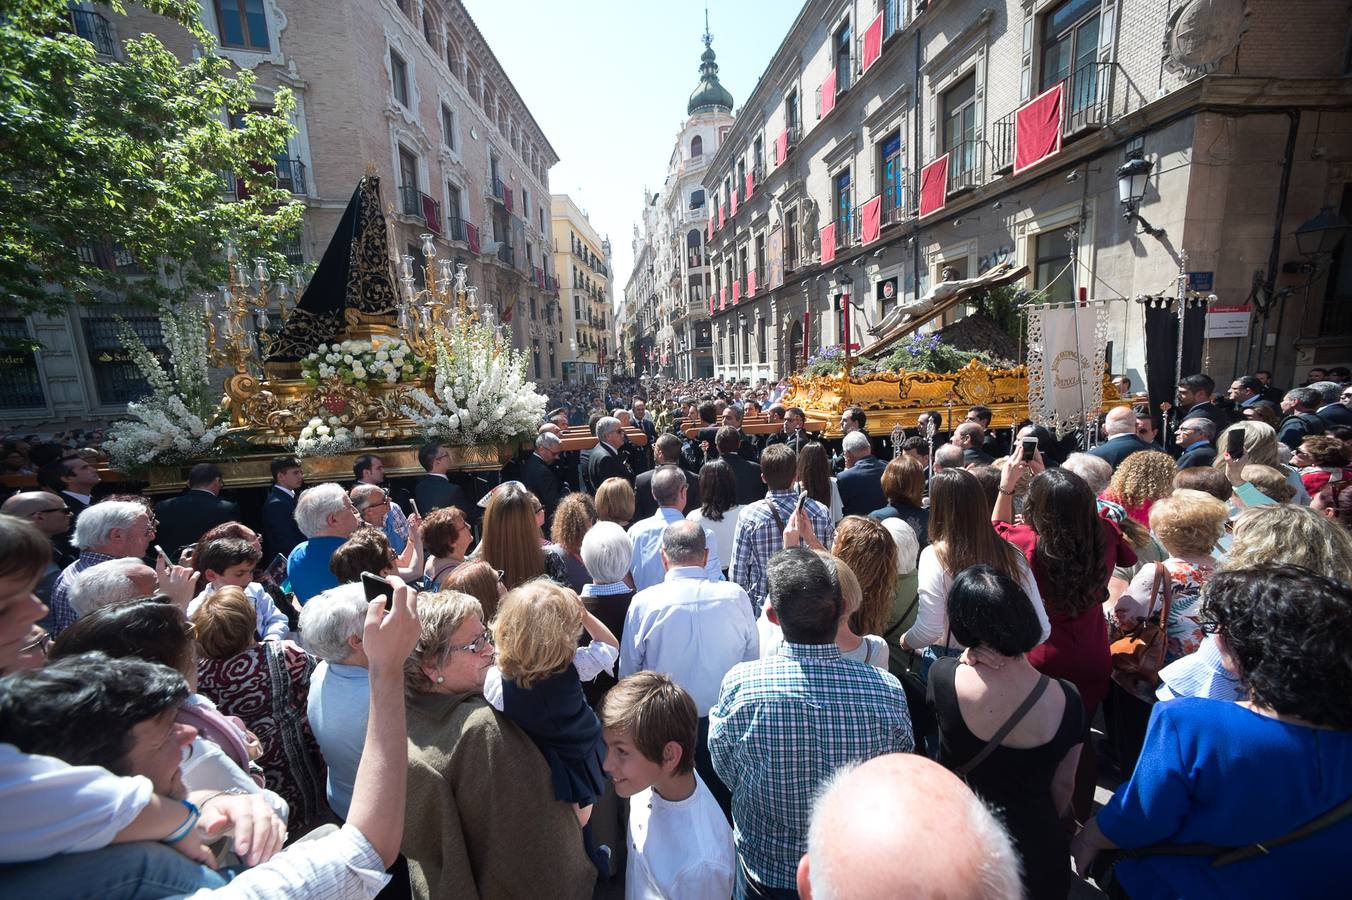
[710,548,912,898]
[628,465,722,591]
[287,483,360,604]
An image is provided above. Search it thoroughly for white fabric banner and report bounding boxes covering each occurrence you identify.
[1026,303,1108,437]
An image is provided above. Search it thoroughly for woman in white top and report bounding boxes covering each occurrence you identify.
[900,469,1050,678]
[819,551,889,668]
[796,441,843,522]
[687,459,742,576]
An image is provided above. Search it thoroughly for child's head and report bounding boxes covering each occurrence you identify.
[199,537,262,588]
[599,671,698,797]
[191,585,257,660]
[491,579,583,689]
[814,550,861,625]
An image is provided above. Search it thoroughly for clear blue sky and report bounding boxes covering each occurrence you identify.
[465,0,803,306]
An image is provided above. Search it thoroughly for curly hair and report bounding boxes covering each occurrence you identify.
[831,517,899,636]
[492,579,583,689]
[1106,450,1178,513]
[1148,489,1228,557]
[1222,504,1352,579]
[1201,566,1352,728]
[549,492,596,555]
[1023,468,1109,616]
[1298,435,1351,468]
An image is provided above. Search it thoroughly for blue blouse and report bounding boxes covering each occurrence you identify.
[1098,698,1352,899]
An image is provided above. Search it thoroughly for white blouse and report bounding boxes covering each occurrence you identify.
[901,545,1051,650]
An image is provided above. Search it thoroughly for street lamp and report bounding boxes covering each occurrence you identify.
[1294,206,1351,257]
[1116,151,1165,239]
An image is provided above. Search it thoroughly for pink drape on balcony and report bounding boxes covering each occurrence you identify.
[421,195,440,234]
[775,130,788,166]
[708,216,714,241]
[503,188,513,213]
[719,204,726,229]
[1014,82,1064,174]
[745,171,755,200]
[860,195,882,245]
[820,222,837,264]
[720,287,726,309]
[919,154,949,218]
[466,223,480,254]
[820,68,837,118]
[748,270,757,297]
[732,281,740,304]
[863,13,884,72]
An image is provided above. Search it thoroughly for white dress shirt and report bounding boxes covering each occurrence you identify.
[620,566,759,716]
[625,774,735,900]
[628,508,723,592]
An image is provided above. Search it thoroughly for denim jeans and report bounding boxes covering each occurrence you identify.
[0,841,229,900]
[733,855,800,900]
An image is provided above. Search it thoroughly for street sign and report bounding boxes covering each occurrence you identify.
[1188,271,1214,292]
[1205,304,1250,338]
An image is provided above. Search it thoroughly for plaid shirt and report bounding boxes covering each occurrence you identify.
[43,550,118,636]
[709,642,913,889]
[730,489,834,615]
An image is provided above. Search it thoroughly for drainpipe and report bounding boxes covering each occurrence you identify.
[1253,110,1299,374]
[912,25,923,302]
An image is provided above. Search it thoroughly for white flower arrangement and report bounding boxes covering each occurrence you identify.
[295,415,366,457]
[300,337,424,388]
[105,299,230,470]
[401,323,546,447]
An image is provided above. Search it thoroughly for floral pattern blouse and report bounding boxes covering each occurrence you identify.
[1113,557,1214,664]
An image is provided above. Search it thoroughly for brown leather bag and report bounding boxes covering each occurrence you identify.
[1111,562,1174,691]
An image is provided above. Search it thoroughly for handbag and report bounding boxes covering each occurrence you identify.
[1111,562,1173,691]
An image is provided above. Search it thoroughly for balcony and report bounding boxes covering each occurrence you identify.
[68,9,115,56]
[275,158,307,195]
[944,140,985,194]
[489,176,507,204]
[398,185,441,234]
[495,243,515,267]
[445,216,466,242]
[881,181,911,226]
[990,60,1118,173]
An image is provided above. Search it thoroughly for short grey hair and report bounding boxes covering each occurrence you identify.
[69,558,155,617]
[933,444,965,471]
[72,500,147,550]
[662,519,706,566]
[535,431,561,452]
[843,431,872,455]
[595,416,622,441]
[298,582,369,663]
[651,465,686,508]
[349,482,385,511]
[1183,417,1217,439]
[880,517,920,576]
[295,482,350,538]
[1062,452,1114,496]
[1308,381,1343,406]
[580,521,633,585]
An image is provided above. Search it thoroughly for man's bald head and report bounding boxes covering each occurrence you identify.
[1102,405,1139,437]
[798,754,1021,900]
[1,490,61,518]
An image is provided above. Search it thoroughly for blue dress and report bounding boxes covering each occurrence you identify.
[1098,698,1352,899]
[499,666,607,805]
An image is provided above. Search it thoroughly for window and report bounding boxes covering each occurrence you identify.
[467,65,480,104]
[942,73,978,185]
[755,234,766,283]
[84,315,162,405]
[690,189,705,210]
[446,38,461,79]
[1042,0,1101,125]
[390,49,409,107]
[529,298,537,319]
[0,319,45,409]
[880,130,904,216]
[834,168,853,241]
[690,135,703,157]
[398,145,418,215]
[786,89,800,132]
[441,104,455,150]
[758,317,768,364]
[1033,228,1076,304]
[447,183,463,234]
[214,0,269,51]
[574,296,582,320]
[423,11,436,46]
[786,206,800,268]
[736,158,746,190]
[834,20,852,92]
[753,135,764,176]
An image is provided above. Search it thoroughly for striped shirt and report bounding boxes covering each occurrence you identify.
[729,490,834,615]
[709,642,913,889]
[43,551,118,636]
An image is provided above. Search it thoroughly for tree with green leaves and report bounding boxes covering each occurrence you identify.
[0,0,304,315]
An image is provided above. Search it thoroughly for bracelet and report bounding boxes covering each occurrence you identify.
[196,787,249,813]
[998,487,1015,496]
[163,799,200,845]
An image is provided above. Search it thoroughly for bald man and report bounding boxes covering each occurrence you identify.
[798,754,1021,900]
[1,490,75,602]
[1088,406,1153,469]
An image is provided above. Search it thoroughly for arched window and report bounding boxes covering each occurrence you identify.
[788,319,804,372]
[690,135,703,157]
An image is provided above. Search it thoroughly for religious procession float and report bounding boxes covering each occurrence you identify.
[104,174,547,492]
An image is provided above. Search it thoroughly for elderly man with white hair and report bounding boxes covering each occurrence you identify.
[299,583,371,819]
[836,431,887,518]
[521,430,565,524]
[579,521,635,642]
[1088,406,1152,469]
[586,415,633,491]
[286,483,360,604]
[797,754,1022,900]
[67,557,158,618]
[43,499,156,636]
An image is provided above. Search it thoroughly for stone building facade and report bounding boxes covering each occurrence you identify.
[550,195,613,384]
[3,0,559,429]
[703,0,1352,389]
[619,32,735,380]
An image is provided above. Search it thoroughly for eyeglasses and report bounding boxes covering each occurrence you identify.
[494,568,506,584]
[19,630,51,656]
[33,507,72,517]
[446,628,494,656]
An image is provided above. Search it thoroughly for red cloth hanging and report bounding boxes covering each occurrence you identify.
[860,195,882,245]
[421,195,441,234]
[776,130,788,166]
[732,281,740,304]
[707,215,714,241]
[919,154,949,218]
[467,223,480,254]
[820,223,837,264]
[719,204,726,229]
[748,270,757,297]
[731,188,739,217]
[720,287,726,309]
[1014,82,1064,174]
[503,188,513,213]
[745,170,754,199]
[820,68,837,118]
[863,13,884,72]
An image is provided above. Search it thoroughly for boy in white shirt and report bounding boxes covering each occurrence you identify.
[600,672,733,900]
[187,537,290,641]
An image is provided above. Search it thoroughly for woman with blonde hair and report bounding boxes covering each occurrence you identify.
[478,482,568,590]
[832,516,900,639]
[1213,420,1309,504]
[1102,450,1178,526]
[593,477,636,528]
[900,469,1050,676]
[402,590,597,898]
[548,492,597,594]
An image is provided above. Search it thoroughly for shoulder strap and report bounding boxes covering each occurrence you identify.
[767,497,786,535]
[1125,794,1352,867]
[883,595,920,642]
[955,675,1050,776]
[1143,561,1174,625]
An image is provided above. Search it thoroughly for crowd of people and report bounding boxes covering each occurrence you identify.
[1,364,1351,899]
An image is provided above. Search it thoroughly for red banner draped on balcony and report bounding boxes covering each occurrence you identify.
[860,195,882,245]
[720,287,726,309]
[748,270,757,297]
[719,204,726,230]
[731,188,739,216]
[820,68,837,118]
[708,215,714,241]
[775,130,788,166]
[503,188,513,213]
[863,12,884,72]
[820,222,837,264]
[709,293,715,315]
[1014,82,1064,175]
[466,223,480,254]
[422,195,440,234]
[919,154,949,218]
[745,171,754,200]
[732,281,740,304]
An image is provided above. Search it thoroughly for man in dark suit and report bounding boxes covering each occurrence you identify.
[765,406,809,453]
[635,434,700,520]
[714,426,765,506]
[1175,419,1218,470]
[1277,387,1327,450]
[1176,374,1230,446]
[836,431,887,517]
[1254,369,1284,405]
[587,416,633,492]
[520,432,566,525]
[1090,407,1154,468]
[414,442,474,519]
[36,453,101,561]
[631,399,659,446]
[1311,381,1352,429]
[261,456,306,563]
[953,423,995,466]
[152,463,240,557]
